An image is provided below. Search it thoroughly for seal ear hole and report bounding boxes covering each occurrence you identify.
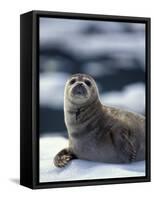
[70,79,76,85]
[84,80,91,87]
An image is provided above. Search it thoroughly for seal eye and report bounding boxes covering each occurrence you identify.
[84,80,91,87]
[70,79,76,85]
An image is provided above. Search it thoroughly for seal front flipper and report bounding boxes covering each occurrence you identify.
[54,148,76,168]
[111,126,137,163]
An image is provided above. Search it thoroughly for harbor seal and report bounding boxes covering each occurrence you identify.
[54,73,145,167]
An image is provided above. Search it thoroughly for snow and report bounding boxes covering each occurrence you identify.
[83,62,116,77]
[102,83,145,114]
[39,135,145,183]
[40,18,145,67]
[40,72,69,109]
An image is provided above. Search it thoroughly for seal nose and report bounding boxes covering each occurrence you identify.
[72,82,87,96]
[78,83,84,87]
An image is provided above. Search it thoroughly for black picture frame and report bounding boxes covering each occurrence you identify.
[20,10,151,189]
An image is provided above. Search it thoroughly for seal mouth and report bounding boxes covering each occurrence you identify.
[72,83,87,97]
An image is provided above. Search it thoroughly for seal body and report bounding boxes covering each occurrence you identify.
[54,74,145,167]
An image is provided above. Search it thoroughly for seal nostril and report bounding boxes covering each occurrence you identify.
[78,83,84,87]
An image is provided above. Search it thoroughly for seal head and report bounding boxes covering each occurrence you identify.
[65,73,99,106]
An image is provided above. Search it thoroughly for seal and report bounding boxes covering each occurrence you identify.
[54,73,145,167]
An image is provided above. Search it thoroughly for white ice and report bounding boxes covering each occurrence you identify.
[102,83,145,114]
[40,135,145,183]
[40,72,69,109]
